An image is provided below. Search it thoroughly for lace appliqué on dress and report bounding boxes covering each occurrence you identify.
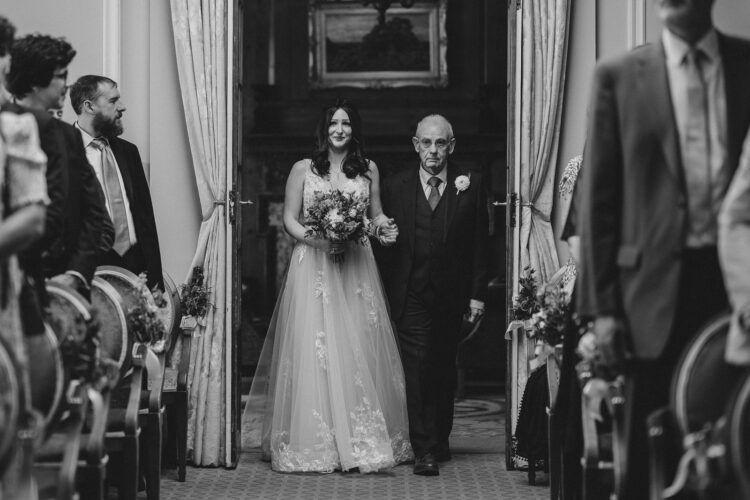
[348,398,394,471]
[314,271,329,303]
[271,410,339,473]
[315,331,328,371]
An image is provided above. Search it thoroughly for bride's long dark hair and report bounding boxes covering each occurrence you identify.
[311,99,370,179]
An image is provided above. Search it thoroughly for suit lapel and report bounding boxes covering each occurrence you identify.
[443,166,459,243]
[403,169,419,252]
[641,42,684,185]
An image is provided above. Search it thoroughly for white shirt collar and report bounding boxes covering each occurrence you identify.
[419,165,448,187]
[75,121,97,148]
[662,27,720,67]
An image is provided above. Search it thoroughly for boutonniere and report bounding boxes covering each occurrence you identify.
[455,173,471,195]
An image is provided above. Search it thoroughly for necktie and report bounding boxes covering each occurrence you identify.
[682,48,714,244]
[427,176,442,211]
[92,137,131,255]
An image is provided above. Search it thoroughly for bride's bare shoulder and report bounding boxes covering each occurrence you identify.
[289,159,313,177]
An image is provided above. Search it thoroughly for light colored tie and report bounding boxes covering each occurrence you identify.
[92,137,131,255]
[683,48,714,245]
[427,176,442,211]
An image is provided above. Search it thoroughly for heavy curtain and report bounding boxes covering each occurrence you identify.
[170,0,228,466]
[519,0,571,282]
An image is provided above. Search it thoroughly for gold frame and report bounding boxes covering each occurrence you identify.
[308,0,448,88]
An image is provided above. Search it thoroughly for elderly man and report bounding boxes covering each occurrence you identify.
[577,0,750,497]
[379,114,489,476]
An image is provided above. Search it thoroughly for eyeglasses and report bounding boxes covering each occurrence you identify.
[416,138,453,150]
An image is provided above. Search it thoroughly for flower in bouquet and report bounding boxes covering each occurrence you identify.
[513,266,539,321]
[304,189,369,263]
[528,284,570,347]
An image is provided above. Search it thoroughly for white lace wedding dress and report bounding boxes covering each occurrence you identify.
[241,164,413,473]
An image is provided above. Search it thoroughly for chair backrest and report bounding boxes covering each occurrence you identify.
[91,276,131,378]
[0,336,20,475]
[727,371,750,497]
[158,272,182,355]
[671,314,732,435]
[24,324,64,430]
[43,281,92,429]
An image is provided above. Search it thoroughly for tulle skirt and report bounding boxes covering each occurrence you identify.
[241,239,413,473]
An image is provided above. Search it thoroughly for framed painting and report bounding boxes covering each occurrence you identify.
[309,0,448,88]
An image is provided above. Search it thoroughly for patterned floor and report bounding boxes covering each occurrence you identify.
[146,395,550,500]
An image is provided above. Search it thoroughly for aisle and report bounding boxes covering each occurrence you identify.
[156,395,549,500]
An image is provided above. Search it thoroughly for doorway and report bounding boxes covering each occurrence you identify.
[236,0,508,423]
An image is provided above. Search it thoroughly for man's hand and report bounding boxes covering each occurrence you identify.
[378,219,399,246]
[467,305,484,323]
[594,315,628,368]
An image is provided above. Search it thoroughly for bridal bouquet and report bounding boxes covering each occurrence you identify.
[305,190,369,263]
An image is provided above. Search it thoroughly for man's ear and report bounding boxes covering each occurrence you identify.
[412,136,420,153]
[448,138,456,155]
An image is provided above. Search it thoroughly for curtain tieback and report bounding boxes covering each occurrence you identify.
[521,201,550,223]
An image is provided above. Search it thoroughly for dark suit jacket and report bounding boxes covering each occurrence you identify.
[577,33,750,359]
[379,164,489,322]
[108,136,163,290]
[44,121,114,284]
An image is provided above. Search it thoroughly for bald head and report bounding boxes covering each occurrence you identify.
[415,114,454,139]
[413,114,456,175]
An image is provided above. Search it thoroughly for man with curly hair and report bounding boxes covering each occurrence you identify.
[6,34,112,300]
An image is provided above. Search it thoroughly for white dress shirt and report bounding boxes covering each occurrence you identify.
[76,123,138,247]
[662,28,728,247]
[419,165,448,199]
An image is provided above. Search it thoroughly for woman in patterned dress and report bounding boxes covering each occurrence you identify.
[242,99,413,473]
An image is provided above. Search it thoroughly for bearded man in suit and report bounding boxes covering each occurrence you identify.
[380,114,489,476]
[5,34,113,301]
[577,0,750,497]
[71,75,163,290]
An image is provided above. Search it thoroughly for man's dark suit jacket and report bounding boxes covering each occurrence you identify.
[379,164,489,322]
[107,136,163,290]
[577,33,750,359]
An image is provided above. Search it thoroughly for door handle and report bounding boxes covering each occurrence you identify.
[238,199,253,206]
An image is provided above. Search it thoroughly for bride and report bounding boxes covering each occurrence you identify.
[242,99,414,473]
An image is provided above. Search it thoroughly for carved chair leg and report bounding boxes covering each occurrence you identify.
[144,412,162,500]
[175,391,187,482]
[118,436,139,500]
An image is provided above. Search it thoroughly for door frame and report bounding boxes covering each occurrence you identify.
[505,0,523,470]
[225,0,243,468]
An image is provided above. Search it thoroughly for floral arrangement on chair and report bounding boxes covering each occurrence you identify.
[179,266,212,329]
[527,284,570,347]
[127,273,168,352]
[513,266,540,321]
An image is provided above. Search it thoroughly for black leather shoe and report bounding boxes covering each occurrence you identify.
[413,453,439,476]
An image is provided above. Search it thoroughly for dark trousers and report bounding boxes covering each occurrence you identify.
[623,247,728,500]
[396,289,461,457]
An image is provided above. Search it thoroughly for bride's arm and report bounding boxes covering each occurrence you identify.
[282,160,328,250]
[367,161,398,245]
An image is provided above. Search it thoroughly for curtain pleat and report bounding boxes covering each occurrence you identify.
[519,0,571,283]
[169,0,228,466]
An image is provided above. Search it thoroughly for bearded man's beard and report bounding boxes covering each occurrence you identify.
[93,113,123,138]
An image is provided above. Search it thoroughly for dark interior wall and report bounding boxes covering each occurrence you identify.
[240,0,507,382]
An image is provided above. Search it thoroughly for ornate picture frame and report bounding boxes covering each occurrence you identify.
[308,0,448,89]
